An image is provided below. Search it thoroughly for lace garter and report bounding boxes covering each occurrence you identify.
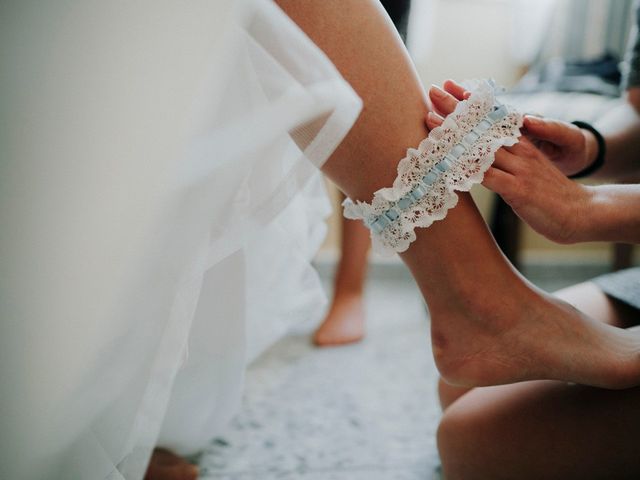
[343,79,524,255]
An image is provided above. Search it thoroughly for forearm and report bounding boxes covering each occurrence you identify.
[577,184,640,243]
[592,90,640,181]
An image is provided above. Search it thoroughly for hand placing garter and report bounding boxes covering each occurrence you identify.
[343,79,524,255]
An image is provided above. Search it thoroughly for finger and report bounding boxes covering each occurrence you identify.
[505,134,548,159]
[429,85,459,117]
[481,166,516,198]
[426,111,444,131]
[523,116,580,146]
[491,148,521,173]
[443,80,470,101]
[504,136,536,156]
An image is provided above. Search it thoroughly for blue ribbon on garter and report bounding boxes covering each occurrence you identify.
[366,104,509,235]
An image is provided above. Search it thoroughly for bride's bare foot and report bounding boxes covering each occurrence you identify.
[144,448,199,480]
[314,293,366,346]
[431,285,640,389]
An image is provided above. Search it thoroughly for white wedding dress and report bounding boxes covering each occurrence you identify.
[0,1,361,479]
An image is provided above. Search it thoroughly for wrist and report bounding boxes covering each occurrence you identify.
[568,184,597,243]
[582,185,634,243]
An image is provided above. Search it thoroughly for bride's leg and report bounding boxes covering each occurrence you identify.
[277,0,640,388]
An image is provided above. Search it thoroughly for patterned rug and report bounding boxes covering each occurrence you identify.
[198,276,443,479]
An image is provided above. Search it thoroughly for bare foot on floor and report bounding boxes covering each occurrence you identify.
[431,288,640,390]
[144,448,199,480]
[314,294,366,346]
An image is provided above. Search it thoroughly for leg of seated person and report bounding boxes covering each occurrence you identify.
[438,380,640,480]
[276,0,640,388]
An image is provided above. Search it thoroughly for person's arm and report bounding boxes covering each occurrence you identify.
[480,137,640,244]
[430,81,640,244]
[580,184,640,243]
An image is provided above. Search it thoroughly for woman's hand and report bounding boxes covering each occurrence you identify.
[481,137,592,244]
[522,116,599,177]
[438,80,600,176]
[426,80,592,244]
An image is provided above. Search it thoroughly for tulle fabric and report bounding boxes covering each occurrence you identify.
[0,1,361,479]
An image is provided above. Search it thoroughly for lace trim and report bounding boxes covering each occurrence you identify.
[343,79,523,255]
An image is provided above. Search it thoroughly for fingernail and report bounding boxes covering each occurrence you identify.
[525,115,542,125]
[430,85,446,97]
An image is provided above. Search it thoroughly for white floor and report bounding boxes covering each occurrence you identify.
[198,275,443,480]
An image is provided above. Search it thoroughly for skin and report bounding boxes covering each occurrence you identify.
[274,0,640,392]
[484,137,640,244]
[148,2,640,478]
[428,81,640,245]
[438,285,640,480]
[438,281,640,411]
[521,87,640,181]
[313,197,370,347]
[439,379,640,480]
[430,83,640,479]
[144,449,198,480]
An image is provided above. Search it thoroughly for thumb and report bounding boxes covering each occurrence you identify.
[523,116,580,147]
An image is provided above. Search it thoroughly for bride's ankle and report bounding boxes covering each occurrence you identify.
[428,284,539,387]
[428,272,530,329]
